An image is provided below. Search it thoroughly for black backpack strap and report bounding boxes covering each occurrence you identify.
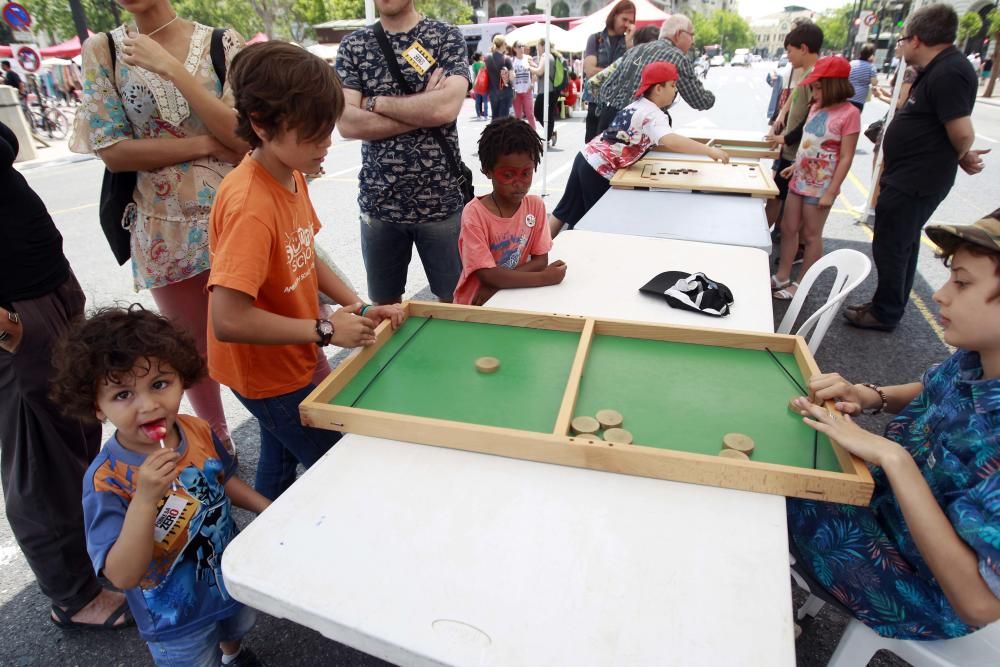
[211,28,227,87]
[105,31,116,74]
[371,22,467,190]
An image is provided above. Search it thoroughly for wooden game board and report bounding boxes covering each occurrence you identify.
[610,158,779,198]
[300,302,874,505]
[654,135,780,160]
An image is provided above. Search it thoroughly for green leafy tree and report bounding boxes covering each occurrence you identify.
[689,11,718,51]
[815,3,852,53]
[985,9,1000,97]
[329,0,470,23]
[686,10,752,54]
[173,0,264,39]
[29,0,119,43]
[958,11,983,51]
[330,0,364,19]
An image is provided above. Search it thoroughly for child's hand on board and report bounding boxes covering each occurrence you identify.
[807,372,874,416]
[708,147,730,163]
[541,260,567,286]
[791,398,903,467]
[780,165,794,179]
[365,304,406,329]
[136,449,180,507]
[331,303,376,348]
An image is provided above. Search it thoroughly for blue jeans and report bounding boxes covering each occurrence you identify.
[234,383,342,500]
[474,93,488,118]
[360,210,462,303]
[146,605,256,667]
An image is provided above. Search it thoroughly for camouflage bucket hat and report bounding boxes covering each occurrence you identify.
[925,209,1000,254]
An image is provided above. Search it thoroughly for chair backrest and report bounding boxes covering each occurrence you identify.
[777,249,872,353]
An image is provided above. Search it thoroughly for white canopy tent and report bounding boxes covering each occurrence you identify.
[503,22,587,53]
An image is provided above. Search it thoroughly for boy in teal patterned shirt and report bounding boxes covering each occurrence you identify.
[788,208,1000,640]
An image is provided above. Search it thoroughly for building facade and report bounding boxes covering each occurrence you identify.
[750,5,815,58]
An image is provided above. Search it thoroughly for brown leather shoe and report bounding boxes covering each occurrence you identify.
[844,306,896,331]
[845,301,872,313]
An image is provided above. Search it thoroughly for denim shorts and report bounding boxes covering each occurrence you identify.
[146,604,256,667]
[360,210,462,303]
[802,195,821,206]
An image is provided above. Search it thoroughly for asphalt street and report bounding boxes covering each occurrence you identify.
[3,62,999,666]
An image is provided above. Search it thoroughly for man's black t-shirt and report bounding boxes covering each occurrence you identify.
[882,46,977,196]
[4,69,22,91]
[485,50,512,94]
[0,122,70,310]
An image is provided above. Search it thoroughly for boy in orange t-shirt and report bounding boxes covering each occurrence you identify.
[208,43,404,500]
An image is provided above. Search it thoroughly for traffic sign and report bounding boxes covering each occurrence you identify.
[13,44,41,73]
[2,2,32,31]
[863,13,878,27]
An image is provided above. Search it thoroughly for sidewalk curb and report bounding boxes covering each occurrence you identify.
[978,95,1000,108]
[15,153,96,172]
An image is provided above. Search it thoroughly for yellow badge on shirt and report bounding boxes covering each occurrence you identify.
[402,40,436,76]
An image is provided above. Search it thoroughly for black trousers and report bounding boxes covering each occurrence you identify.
[597,105,619,135]
[870,184,949,326]
[584,104,601,142]
[534,92,559,141]
[0,272,102,610]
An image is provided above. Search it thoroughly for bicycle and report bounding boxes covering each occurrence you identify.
[27,105,70,140]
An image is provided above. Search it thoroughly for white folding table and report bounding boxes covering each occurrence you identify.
[223,231,795,667]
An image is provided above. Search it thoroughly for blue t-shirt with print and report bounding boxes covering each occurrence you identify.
[788,350,1000,640]
[336,19,470,224]
[83,415,243,642]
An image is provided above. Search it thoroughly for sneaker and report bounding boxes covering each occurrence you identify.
[228,647,267,667]
[549,131,558,147]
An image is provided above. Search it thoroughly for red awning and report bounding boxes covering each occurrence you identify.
[246,32,269,44]
[569,0,668,30]
[38,32,95,59]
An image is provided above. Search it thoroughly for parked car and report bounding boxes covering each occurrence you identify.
[777,54,788,67]
[710,55,726,67]
[731,49,751,67]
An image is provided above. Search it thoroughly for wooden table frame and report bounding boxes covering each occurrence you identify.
[610,158,780,198]
[300,301,873,506]
[658,134,780,160]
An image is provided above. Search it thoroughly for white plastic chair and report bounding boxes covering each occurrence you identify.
[777,249,872,353]
[827,617,1000,667]
[791,555,1000,667]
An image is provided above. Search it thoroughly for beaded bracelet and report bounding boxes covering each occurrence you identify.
[359,304,371,317]
[860,382,888,415]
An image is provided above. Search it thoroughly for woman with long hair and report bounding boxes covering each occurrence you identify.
[582,0,635,141]
[71,0,246,452]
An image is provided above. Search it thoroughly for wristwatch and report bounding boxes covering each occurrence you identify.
[365,96,378,113]
[315,319,334,347]
[0,310,18,343]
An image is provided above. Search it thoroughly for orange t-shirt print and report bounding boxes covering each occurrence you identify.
[207,155,323,399]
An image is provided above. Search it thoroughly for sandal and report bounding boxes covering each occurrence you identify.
[770,275,791,291]
[773,282,799,301]
[51,600,133,631]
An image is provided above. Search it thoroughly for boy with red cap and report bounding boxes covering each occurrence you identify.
[547,61,729,237]
[770,55,860,300]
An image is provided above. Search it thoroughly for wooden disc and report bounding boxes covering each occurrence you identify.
[570,416,600,435]
[595,409,624,429]
[788,397,804,413]
[603,428,633,444]
[722,432,755,455]
[719,448,750,461]
[475,356,500,374]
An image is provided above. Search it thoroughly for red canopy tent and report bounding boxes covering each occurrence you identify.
[246,32,269,44]
[569,0,668,31]
[38,32,95,59]
[0,45,12,57]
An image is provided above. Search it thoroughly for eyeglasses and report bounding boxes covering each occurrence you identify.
[896,35,913,45]
[678,29,695,38]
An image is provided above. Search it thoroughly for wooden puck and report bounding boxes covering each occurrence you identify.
[603,428,633,444]
[595,409,624,429]
[719,448,750,461]
[570,416,600,435]
[475,356,500,374]
[722,432,755,456]
[788,397,804,413]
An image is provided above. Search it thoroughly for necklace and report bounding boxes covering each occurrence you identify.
[489,193,510,218]
[144,13,179,37]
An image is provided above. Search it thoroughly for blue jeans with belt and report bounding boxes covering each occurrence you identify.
[234,383,342,500]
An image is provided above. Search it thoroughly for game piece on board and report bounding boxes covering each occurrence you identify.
[596,409,624,429]
[475,356,500,374]
[722,433,755,456]
[571,416,600,435]
[603,428,633,444]
[788,397,804,413]
[719,449,750,461]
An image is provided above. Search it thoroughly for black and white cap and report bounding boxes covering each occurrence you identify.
[639,271,734,317]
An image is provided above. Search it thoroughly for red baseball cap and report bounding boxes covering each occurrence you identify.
[799,56,851,86]
[634,61,679,98]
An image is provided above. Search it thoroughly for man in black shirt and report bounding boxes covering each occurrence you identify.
[0,122,130,630]
[847,4,989,331]
[2,60,22,91]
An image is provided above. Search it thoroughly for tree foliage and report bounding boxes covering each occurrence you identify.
[815,3,853,53]
[687,10,753,54]
[27,0,120,43]
[958,11,983,49]
[330,0,470,23]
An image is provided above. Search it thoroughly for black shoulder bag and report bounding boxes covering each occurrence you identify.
[371,22,475,204]
[98,28,229,265]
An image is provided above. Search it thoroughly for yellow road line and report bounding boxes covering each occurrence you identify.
[856,222,951,349]
[842,167,940,253]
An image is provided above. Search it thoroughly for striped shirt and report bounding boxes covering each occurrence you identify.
[848,59,876,105]
[597,39,715,113]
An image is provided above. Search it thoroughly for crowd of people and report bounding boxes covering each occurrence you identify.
[1,0,999,663]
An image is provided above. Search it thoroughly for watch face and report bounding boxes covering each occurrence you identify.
[319,320,334,336]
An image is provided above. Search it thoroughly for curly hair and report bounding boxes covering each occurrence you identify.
[477,117,544,175]
[51,304,206,420]
[230,41,344,148]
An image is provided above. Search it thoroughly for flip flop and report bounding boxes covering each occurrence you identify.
[51,600,133,631]
[773,282,799,301]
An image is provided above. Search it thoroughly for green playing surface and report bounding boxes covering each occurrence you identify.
[329,319,840,471]
[573,335,840,471]
[330,317,580,433]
